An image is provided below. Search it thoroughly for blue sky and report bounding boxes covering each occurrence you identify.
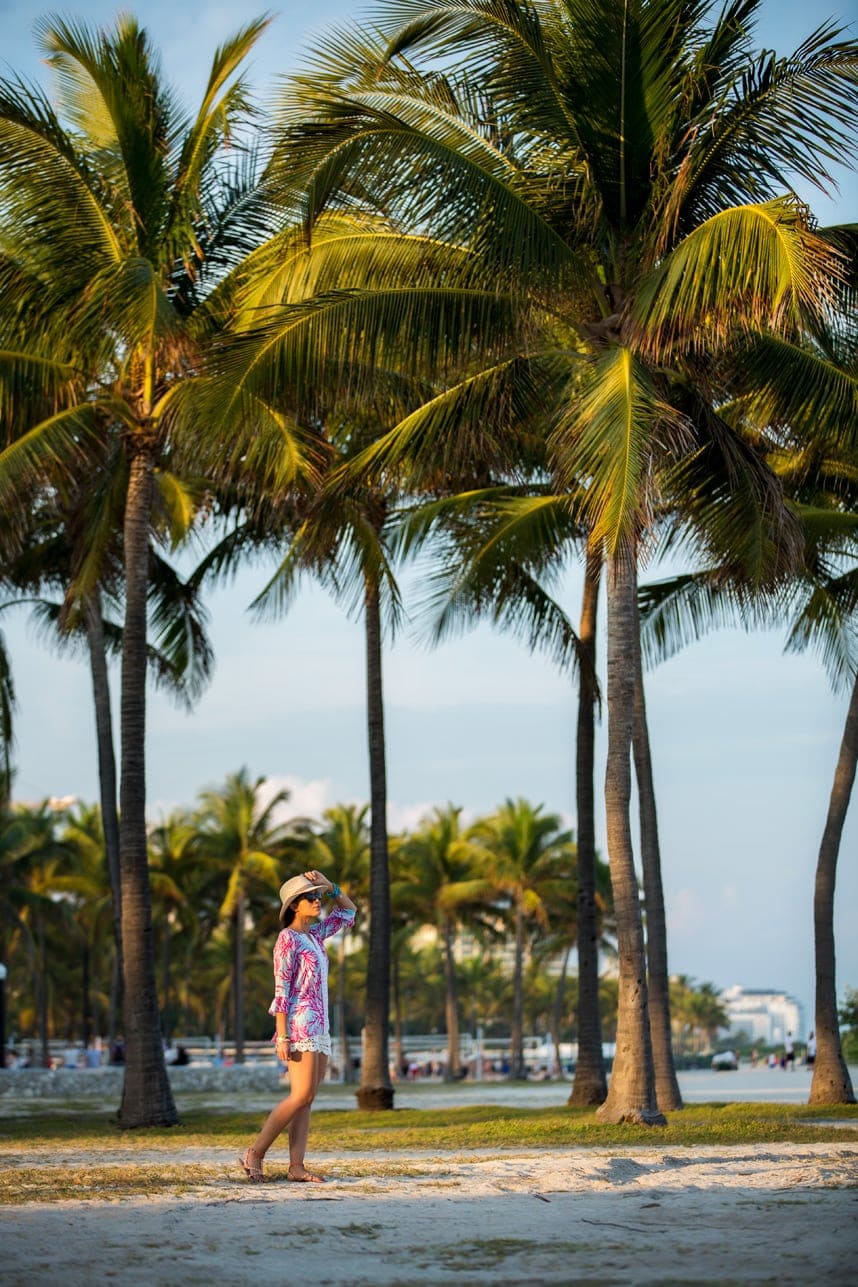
[2,1,857,1032]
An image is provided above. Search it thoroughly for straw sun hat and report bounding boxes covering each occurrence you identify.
[278,874,328,925]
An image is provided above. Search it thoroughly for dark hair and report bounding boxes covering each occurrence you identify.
[281,900,307,928]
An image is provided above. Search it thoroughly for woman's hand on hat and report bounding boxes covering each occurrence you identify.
[304,869,333,891]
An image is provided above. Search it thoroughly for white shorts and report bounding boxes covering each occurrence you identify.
[289,1035,332,1056]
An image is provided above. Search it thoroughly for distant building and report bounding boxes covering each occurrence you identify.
[720,984,804,1045]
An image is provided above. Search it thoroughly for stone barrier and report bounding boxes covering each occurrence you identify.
[0,1063,283,1099]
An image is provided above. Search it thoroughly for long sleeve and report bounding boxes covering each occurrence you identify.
[313,906,356,943]
[268,930,295,1015]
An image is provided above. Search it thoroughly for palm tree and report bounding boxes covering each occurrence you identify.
[472,798,576,1079]
[192,423,407,1107]
[395,805,496,1079]
[148,811,202,1042]
[60,802,116,1045]
[0,12,288,1125]
[0,495,214,1046]
[194,769,292,1063]
[299,802,370,1081]
[640,433,858,1102]
[1,801,75,1063]
[244,0,854,1121]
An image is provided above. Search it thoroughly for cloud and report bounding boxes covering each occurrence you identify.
[259,774,337,824]
[258,775,438,837]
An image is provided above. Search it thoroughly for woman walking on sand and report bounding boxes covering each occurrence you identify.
[240,869,356,1183]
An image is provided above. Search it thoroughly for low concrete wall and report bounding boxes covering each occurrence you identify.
[0,1064,283,1100]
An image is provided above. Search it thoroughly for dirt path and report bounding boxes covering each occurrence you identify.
[3,1143,857,1284]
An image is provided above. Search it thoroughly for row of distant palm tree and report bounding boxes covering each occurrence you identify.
[1,2,856,1123]
[2,787,614,1069]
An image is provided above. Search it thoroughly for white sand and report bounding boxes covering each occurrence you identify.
[2,1142,857,1284]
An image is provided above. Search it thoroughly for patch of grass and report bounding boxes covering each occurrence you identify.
[1,1100,855,1153]
[0,1162,217,1205]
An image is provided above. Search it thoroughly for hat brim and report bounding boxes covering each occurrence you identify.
[278,883,327,923]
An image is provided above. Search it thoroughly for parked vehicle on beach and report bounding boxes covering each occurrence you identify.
[711,1049,739,1071]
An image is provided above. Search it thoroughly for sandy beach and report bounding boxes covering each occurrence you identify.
[3,1139,857,1285]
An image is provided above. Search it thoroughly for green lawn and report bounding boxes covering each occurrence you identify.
[2,1100,856,1151]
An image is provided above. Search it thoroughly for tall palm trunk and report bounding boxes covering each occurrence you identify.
[83,590,123,1044]
[160,917,172,1041]
[338,934,352,1082]
[552,944,572,1077]
[632,597,682,1112]
[234,890,245,1064]
[570,542,607,1104]
[37,915,49,1067]
[442,917,460,1080]
[809,672,857,1104]
[82,942,93,1044]
[596,548,665,1125]
[356,575,394,1109]
[117,450,177,1127]
[509,899,526,1079]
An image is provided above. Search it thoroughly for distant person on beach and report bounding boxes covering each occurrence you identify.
[784,1032,795,1070]
[806,1032,816,1068]
[239,870,355,1184]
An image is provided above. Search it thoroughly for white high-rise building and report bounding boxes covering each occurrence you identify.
[720,984,804,1045]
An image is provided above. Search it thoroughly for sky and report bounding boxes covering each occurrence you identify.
[2,0,857,1034]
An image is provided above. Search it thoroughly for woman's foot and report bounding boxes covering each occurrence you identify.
[239,1146,265,1183]
[287,1165,326,1183]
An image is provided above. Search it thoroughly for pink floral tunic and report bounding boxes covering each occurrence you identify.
[268,907,355,1055]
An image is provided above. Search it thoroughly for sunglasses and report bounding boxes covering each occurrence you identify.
[301,892,323,902]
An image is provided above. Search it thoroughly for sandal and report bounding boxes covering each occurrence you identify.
[239,1147,265,1183]
[287,1167,326,1184]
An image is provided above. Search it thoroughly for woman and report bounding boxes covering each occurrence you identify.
[240,869,356,1183]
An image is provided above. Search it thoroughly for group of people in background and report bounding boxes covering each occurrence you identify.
[749,1031,815,1070]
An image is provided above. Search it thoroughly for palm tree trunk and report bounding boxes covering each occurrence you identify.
[596,547,664,1125]
[356,575,394,1110]
[510,900,526,1080]
[552,944,572,1077]
[160,917,171,1042]
[83,590,123,1042]
[234,892,245,1065]
[82,942,93,1045]
[570,542,608,1104]
[338,934,351,1083]
[37,915,49,1067]
[632,597,683,1112]
[117,450,177,1127]
[809,671,857,1104]
[442,918,460,1080]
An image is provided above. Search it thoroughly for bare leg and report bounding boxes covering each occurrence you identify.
[240,1052,317,1180]
[288,1052,328,1179]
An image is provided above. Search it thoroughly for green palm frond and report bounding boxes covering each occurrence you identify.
[168,15,272,237]
[147,554,214,706]
[785,566,858,692]
[635,198,844,354]
[553,345,677,550]
[637,570,760,667]
[36,13,178,259]
[0,626,14,800]
[0,402,109,521]
[249,525,312,621]
[735,333,858,453]
[0,79,123,268]
[152,469,199,550]
[676,18,858,227]
[405,490,585,671]
[660,396,801,586]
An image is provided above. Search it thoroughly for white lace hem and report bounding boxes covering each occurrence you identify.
[289,1035,332,1055]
